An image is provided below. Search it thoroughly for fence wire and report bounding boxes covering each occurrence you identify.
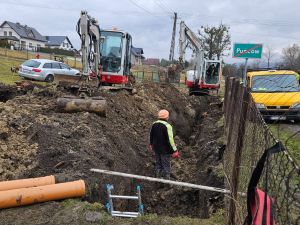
[224,76,300,225]
[131,70,183,86]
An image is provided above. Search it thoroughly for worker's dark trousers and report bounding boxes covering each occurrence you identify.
[155,153,171,178]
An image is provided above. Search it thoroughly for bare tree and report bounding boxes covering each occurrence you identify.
[198,23,231,60]
[249,59,261,69]
[223,63,238,77]
[281,44,300,69]
[263,45,276,68]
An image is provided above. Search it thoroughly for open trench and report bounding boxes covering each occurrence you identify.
[124,95,225,218]
[0,82,225,221]
[80,93,225,218]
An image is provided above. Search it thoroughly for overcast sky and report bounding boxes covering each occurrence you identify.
[0,0,299,64]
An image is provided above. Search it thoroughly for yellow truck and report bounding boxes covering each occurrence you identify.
[247,70,300,121]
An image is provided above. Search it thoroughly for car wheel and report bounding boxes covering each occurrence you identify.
[75,73,80,76]
[45,74,54,83]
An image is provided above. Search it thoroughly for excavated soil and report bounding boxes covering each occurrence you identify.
[0,82,224,223]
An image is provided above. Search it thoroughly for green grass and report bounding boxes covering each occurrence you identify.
[269,124,300,164]
[0,56,24,84]
[60,199,225,225]
[0,47,82,69]
[0,56,47,85]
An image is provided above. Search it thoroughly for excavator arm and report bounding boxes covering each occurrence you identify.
[179,21,221,95]
[57,11,106,116]
[77,11,101,84]
[179,21,204,83]
[179,21,202,63]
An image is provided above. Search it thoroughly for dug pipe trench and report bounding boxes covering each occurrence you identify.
[57,97,106,116]
[0,175,55,191]
[0,180,85,209]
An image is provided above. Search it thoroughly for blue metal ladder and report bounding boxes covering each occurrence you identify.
[105,184,144,218]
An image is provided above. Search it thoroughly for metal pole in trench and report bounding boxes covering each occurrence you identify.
[90,169,246,197]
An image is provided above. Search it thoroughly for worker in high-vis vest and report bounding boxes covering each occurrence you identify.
[149,109,179,180]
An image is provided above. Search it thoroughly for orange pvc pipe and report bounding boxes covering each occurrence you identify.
[0,175,55,191]
[0,180,85,209]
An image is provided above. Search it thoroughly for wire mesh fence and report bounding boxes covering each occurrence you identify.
[131,70,184,87]
[0,47,82,69]
[131,70,161,83]
[224,76,300,225]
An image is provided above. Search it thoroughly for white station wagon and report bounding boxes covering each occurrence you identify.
[18,59,80,82]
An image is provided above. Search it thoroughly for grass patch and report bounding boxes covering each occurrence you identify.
[125,209,225,225]
[0,48,82,69]
[62,199,80,209]
[0,56,47,85]
[269,124,300,164]
[61,199,225,225]
[0,56,24,84]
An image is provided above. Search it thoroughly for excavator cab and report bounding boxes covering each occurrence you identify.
[186,60,221,96]
[100,30,132,85]
[203,60,221,86]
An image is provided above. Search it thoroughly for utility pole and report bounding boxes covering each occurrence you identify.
[169,12,177,61]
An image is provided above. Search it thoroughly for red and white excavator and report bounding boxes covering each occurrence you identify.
[56,11,133,115]
[55,11,133,87]
[179,21,221,95]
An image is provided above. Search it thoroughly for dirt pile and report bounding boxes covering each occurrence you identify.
[0,82,224,220]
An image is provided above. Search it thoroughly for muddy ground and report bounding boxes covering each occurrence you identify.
[0,82,224,224]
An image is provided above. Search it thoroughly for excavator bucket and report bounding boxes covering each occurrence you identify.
[57,96,106,116]
[54,74,99,86]
[189,88,209,96]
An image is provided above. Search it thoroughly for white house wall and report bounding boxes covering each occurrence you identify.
[0,23,21,39]
[59,38,73,50]
[20,38,45,50]
[0,23,45,51]
[131,54,142,66]
[47,38,73,50]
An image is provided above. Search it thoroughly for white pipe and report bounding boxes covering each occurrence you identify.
[112,211,140,215]
[110,195,138,200]
[90,168,246,197]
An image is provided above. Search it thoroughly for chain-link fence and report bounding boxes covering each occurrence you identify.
[224,77,300,225]
[131,70,160,83]
[131,69,184,86]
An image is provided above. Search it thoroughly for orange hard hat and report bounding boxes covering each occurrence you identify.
[158,109,169,119]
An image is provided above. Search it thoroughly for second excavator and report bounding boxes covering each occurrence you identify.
[179,21,222,95]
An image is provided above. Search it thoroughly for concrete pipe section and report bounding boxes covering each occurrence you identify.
[57,97,106,116]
